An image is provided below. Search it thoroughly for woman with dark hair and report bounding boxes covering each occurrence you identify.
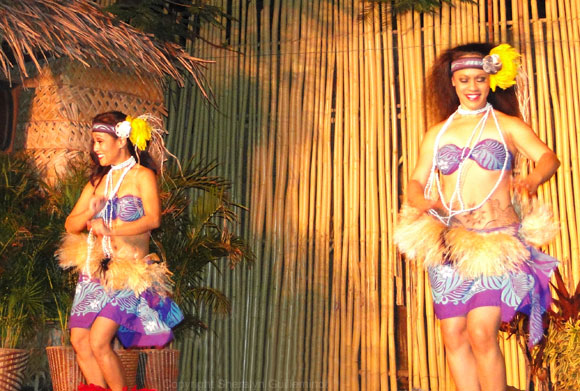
[60,111,183,391]
[396,43,560,390]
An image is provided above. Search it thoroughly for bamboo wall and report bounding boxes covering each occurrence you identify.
[165,1,580,390]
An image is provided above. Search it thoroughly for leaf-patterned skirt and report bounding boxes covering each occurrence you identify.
[69,273,184,348]
[428,226,558,347]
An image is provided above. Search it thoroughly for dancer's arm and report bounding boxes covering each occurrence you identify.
[65,182,99,234]
[406,126,441,212]
[507,116,560,195]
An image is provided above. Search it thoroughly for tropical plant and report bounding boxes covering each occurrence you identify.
[104,0,235,48]
[543,268,580,391]
[153,159,253,336]
[502,266,580,391]
[0,154,53,349]
[365,0,473,14]
[41,159,89,346]
[501,312,550,391]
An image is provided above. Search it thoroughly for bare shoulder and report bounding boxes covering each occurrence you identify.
[133,164,158,186]
[494,111,537,145]
[82,180,96,192]
[132,164,154,175]
[79,180,96,197]
[495,111,531,133]
[422,121,446,145]
[428,119,447,134]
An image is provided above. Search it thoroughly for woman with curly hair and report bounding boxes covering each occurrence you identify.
[396,43,560,390]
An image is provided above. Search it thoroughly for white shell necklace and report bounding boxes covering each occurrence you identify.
[424,103,510,226]
[84,156,136,276]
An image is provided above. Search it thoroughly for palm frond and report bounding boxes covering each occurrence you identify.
[190,287,231,315]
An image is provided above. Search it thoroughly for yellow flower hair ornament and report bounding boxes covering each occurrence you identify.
[483,44,521,91]
[128,116,152,151]
[114,115,153,151]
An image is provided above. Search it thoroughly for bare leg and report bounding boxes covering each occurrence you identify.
[440,316,481,391]
[467,306,506,391]
[70,327,107,387]
[89,317,126,391]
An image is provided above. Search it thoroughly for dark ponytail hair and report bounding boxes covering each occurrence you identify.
[89,111,158,186]
[426,42,520,125]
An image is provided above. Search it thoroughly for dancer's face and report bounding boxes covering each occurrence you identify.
[451,68,490,111]
[92,132,127,166]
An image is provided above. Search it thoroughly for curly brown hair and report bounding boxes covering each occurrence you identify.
[89,111,158,186]
[426,42,520,125]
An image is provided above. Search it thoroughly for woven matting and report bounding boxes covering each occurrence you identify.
[15,60,167,181]
[23,60,164,102]
[18,121,91,150]
[25,148,87,180]
[57,86,166,123]
[18,85,70,122]
[0,348,30,391]
[18,85,165,124]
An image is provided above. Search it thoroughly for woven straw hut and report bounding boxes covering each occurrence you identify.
[0,0,209,177]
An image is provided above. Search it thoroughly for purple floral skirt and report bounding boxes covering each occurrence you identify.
[428,233,558,346]
[69,273,184,348]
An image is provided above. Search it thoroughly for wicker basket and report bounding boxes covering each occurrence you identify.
[0,348,30,391]
[137,349,180,391]
[46,346,84,391]
[116,348,139,389]
[47,346,140,391]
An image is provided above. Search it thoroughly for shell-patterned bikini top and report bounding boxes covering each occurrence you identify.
[435,138,514,175]
[95,195,144,222]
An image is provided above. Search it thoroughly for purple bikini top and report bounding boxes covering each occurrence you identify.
[95,195,144,222]
[436,138,513,175]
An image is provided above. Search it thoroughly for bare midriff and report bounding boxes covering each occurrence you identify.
[435,167,519,230]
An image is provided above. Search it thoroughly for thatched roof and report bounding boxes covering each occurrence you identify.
[0,0,210,94]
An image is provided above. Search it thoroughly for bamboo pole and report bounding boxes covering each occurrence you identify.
[317,1,333,384]
[331,50,344,391]
[263,0,285,383]
[348,3,362,390]
[371,5,391,391]
[378,4,398,390]
[237,1,262,387]
[301,0,320,385]
[250,0,276,385]
[479,0,486,41]
[278,1,305,386]
[492,0,499,42]
[270,0,294,383]
[328,3,346,388]
[365,8,382,390]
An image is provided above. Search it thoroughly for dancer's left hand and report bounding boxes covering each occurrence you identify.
[513,174,540,196]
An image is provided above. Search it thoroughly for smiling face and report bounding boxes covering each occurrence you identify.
[92,132,128,166]
[451,67,491,111]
